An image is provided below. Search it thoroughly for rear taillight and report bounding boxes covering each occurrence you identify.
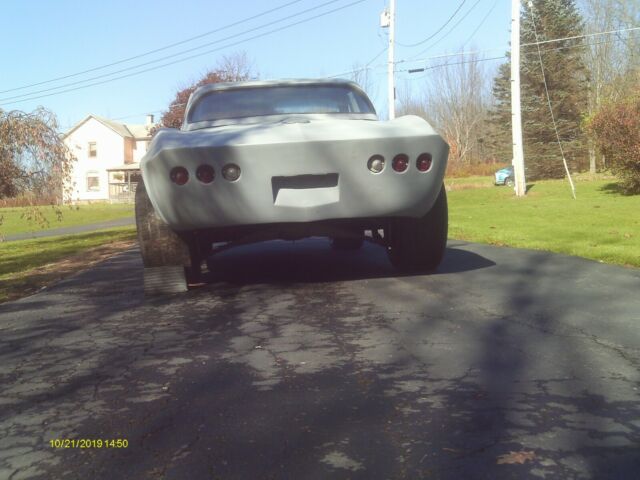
[222,164,241,181]
[170,167,189,185]
[416,153,432,172]
[196,165,215,183]
[367,155,385,173]
[392,154,409,173]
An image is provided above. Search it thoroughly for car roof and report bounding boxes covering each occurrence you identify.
[192,78,361,95]
[184,78,373,129]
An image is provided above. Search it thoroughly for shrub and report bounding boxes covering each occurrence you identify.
[446,160,505,178]
[587,93,640,194]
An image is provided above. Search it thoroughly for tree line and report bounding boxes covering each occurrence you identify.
[398,0,639,192]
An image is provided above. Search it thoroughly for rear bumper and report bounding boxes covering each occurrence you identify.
[142,135,448,231]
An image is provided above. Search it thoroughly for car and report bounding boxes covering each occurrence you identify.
[135,79,449,294]
[495,165,514,186]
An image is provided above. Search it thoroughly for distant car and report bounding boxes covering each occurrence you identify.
[494,165,514,186]
[136,78,449,294]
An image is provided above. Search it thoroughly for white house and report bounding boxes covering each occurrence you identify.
[63,114,156,202]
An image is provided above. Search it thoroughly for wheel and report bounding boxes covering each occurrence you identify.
[505,176,515,187]
[387,184,448,273]
[135,179,192,295]
[331,236,364,250]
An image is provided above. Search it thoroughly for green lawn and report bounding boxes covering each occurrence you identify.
[0,227,137,303]
[0,203,133,237]
[448,177,640,267]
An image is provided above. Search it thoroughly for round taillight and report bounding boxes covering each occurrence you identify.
[222,164,241,182]
[367,155,385,174]
[416,153,432,172]
[392,154,409,173]
[170,166,189,185]
[196,164,215,183]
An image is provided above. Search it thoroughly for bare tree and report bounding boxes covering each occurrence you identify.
[215,51,255,83]
[155,52,255,132]
[0,107,74,236]
[581,0,640,171]
[398,51,492,165]
[350,63,378,104]
[0,107,72,200]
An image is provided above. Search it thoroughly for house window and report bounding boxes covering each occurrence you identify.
[87,172,100,191]
[88,142,97,157]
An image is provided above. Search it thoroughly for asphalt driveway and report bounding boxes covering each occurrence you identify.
[0,239,638,479]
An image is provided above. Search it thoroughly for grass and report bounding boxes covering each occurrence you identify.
[0,227,137,303]
[448,176,640,268]
[0,203,133,237]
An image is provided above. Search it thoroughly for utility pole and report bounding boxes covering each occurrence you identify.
[386,0,396,120]
[510,0,526,196]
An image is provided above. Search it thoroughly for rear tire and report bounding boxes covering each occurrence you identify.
[387,184,448,273]
[135,179,191,295]
[505,176,515,187]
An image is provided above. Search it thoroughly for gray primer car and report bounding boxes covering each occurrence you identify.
[135,79,449,294]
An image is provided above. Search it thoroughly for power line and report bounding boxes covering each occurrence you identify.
[326,45,388,78]
[409,0,483,59]
[399,47,505,67]
[461,0,499,47]
[401,25,640,66]
[401,55,506,77]
[524,32,640,56]
[0,0,351,103]
[522,25,640,47]
[0,0,367,107]
[57,26,626,131]
[399,32,640,77]
[58,27,640,129]
[396,1,466,48]
[177,29,636,91]
[0,0,306,95]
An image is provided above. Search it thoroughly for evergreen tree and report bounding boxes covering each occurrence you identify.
[491,0,589,179]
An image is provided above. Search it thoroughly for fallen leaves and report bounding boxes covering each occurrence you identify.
[496,450,536,465]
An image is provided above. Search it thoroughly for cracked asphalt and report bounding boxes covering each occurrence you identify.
[1,238,639,479]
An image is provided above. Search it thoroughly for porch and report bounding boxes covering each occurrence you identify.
[106,164,141,203]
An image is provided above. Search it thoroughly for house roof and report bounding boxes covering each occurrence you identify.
[63,114,154,139]
[126,124,153,139]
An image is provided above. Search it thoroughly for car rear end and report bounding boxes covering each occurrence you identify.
[141,116,448,232]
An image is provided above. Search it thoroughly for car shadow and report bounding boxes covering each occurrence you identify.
[198,238,495,286]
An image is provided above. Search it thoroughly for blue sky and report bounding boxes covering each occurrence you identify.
[1,0,511,130]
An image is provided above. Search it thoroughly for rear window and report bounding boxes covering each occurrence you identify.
[188,85,375,123]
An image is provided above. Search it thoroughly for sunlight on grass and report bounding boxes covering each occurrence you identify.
[0,227,137,303]
[0,204,134,237]
[448,178,640,267]
[0,227,137,278]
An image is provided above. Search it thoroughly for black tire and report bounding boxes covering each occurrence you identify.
[135,179,191,294]
[387,184,448,273]
[331,236,365,250]
[505,176,515,187]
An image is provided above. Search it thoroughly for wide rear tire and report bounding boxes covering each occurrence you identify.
[135,180,191,295]
[387,184,448,273]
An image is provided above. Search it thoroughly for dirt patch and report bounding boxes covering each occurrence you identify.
[1,239,137,304]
